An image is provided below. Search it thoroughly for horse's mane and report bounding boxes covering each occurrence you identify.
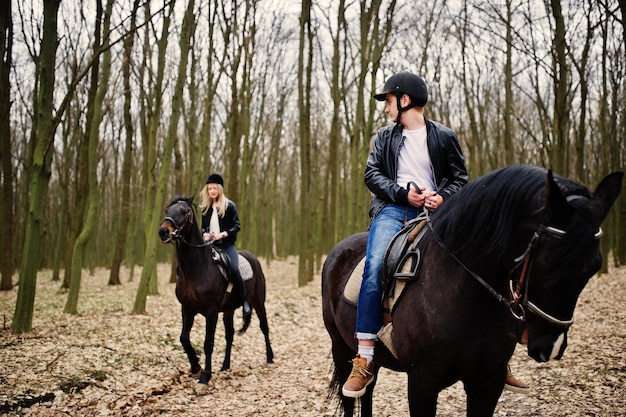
[430,165,590,263]
[166,195,189,208]
[164,195,200,228]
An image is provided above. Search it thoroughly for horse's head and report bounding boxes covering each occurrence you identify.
[519,170,623,362]
[159,195,197,243]
[431,166,623,364]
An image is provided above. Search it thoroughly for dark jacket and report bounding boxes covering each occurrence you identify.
[201,200,240,247]
[365,119,468,220]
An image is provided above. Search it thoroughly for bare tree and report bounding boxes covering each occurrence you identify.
[0,0,13,291]
[64,0,114,314]
[109,0,141,286]
[298,0,314,285]
[137,1,175,299]
[548,0,571,174]
[327,0,346,250]
[134,0,195,314]
[12,0,60,332]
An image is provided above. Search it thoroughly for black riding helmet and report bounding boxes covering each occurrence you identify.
[374,72,428,109]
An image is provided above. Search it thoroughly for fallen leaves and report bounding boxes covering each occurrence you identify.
[0,259,625,416]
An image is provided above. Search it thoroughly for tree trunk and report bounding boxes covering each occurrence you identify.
[459,1,481,175]
[51,114,73,282]
[549,0,570,174]
[12,0,60,332]
[0,0,13,291]
[65,0,112,314]
[297,0,314,286]
[572,1,594,183]
[134,0,194,314]
[503,0,514,166]
[139,1,173,298]
[326,0,346,252]
[109,0,140,286]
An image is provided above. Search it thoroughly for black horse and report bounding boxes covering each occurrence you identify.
[322,165,622,416]
[158,195,274,384]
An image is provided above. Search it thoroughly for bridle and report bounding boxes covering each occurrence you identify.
[161,202,210,248]
[425,207,603,329]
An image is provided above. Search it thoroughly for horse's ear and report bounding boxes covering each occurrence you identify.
[591,171,624,226]
[188,194,195,204]
[543,170,570,228]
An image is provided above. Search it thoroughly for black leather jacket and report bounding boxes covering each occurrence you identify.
[365,119,468,220]
[201,200,240,247]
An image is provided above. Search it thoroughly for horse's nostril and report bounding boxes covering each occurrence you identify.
[158,227,169,239]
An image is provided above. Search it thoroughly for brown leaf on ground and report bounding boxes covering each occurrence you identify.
[1,259,625,416]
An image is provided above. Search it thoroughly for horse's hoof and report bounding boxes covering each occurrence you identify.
[198,372,212,385]
[193,382,211,395]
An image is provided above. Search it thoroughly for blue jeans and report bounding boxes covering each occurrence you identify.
[356,204,419,339]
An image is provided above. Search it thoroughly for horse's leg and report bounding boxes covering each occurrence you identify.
[463,369,505,417]
[221,310,235,371]
[407,373,438,417]
[339,371,378,417]
[199,311,219,384]
[342,398,356,417]
[179,307,201,376]
[251,297,274,364]
[358,371,379,417]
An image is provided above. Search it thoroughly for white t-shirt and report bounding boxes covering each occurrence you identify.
[209,208,221,233]
[396,127,436,193]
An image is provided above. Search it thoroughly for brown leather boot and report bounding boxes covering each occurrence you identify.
[504,366,530,394]
[342,355,374,398]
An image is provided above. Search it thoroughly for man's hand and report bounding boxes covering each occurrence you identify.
[407,186,427,207]
[408,187,443,210]
[424,192,443,210]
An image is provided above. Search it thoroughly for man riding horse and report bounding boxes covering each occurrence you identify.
[343,71,527,397]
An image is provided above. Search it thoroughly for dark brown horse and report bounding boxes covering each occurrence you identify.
[323,166,623,416]
[158,195,274,384]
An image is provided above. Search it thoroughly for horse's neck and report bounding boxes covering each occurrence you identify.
[176,236,210,274]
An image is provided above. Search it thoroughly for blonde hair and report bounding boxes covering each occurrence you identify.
[199,183,229,217]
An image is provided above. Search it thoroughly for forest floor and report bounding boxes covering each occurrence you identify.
[0,257,625,416]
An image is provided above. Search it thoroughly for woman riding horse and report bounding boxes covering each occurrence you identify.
[200,173,251,319]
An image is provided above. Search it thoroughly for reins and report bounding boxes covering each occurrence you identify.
[424,210,518,310]
[424,209,578,329]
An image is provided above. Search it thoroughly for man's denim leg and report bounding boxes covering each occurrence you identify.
[356,204,416,339]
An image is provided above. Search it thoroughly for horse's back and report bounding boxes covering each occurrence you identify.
[238,249,267,296]
[322,233,367,350]
[322,232,366,293]
[239,249,260,266]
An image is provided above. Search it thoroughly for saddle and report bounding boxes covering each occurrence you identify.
[381,213,428,299]
[209,246,253,283]
[344,213,428,307]
[211,246,232,276]
[342,214,429,358]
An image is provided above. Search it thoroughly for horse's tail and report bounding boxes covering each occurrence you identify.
[326,358,346,417]
[237,312,251,335]
[328,360,341,398]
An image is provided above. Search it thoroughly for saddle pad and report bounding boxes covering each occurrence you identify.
[377,323,397,358]
[343,257,406,358]
[343,258,365,306]
[217,254,253,281]
[239,255,253,281]
[343,257,406,312]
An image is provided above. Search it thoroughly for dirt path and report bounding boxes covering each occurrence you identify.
[1,258,625,416]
